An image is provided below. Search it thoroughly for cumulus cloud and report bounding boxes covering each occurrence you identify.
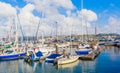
[78,9,97,22]
[0,0,98,38]
[25,0,75,9]
[53,0,75,9]
[99,16,120,34]
[0,2,16,17]
[0,2,17,37]
[18,4,40,36]
[19,4,39,26]
[25,0,75,17]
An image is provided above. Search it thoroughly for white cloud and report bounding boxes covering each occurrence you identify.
[0,1,98,37]
[0,2,16,17]
[53,0,75,9]
[19,4,39,26]
[78,9,97,22]
[0,2,17,37]
[99,16,120,34]
[18,4,40,36]
[25,0,75,9]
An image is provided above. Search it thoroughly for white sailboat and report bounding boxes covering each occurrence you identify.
[24,12,54,62]
[57,54,79,65]
[75,0,92,56]
[56,21,79,65]
[45,21,62,63]
[0,15,26,60]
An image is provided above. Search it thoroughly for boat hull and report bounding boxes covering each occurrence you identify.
[45,54,61,63]
[0,52,26,60]
[75,49,91,55]
[24,56,39,62]
[57,55,79,65]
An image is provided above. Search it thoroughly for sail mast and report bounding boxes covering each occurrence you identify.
[95,23,97,41]
[35,17,41,43]
[81,0,84,43]
[70,23,73,55]
[15,15,18,50]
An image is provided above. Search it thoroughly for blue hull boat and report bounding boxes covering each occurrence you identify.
[75,49,91,55]
[0,52,26,60]
[45,54,61,63]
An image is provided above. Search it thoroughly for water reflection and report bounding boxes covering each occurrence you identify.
[0,46,120,73]
[80,60,97,73]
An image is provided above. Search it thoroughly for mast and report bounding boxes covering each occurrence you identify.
[70,23,73,55]
[7,17,12,42]
[35,11,44,43]
[35,19,40,43]
[17,13,25,43]
[81,0,84,43]
[55,21,58,54]
[55,21,58,42]
[15,15,18,50]
[95,23,97,41]
[41,31,44,48]
[85,17,88,42]
[95,24,97,36]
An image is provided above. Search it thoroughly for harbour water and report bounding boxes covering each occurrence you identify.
[0,46,120,73]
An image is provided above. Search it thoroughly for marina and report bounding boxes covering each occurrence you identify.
[0,0,120,73]
[0,46,120,73]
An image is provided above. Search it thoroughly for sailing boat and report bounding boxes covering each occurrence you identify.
[75,0,92,56]
[57,53,79,65]
[56,22,79,65]
[24,12,53,62]
[45,21,62,63]
[57,60,79,68]
[0,16,26,60]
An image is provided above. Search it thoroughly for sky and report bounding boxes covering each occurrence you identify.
[0,0,120,38]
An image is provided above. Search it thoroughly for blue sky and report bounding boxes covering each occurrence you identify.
[72,0,120,28]
[1,0,120,12]
[1,0,120,25]
[1,0,120,13]
[0,0,120,35]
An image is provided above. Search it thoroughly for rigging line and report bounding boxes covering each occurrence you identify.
[35,19,40,42]
[17,14,25,41]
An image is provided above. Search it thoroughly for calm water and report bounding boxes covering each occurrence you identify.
[0,46,120,73]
